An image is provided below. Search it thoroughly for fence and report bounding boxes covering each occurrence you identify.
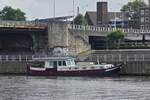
[69,24,150,34]
[0,54,150,62]
[0,55,70,62]
[90,54,150,63]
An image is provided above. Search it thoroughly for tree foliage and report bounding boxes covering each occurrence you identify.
[107,30,126,41]
[0,6,26,21]
[107,30,126,49]
[73,14,84,25]
[120,0,147,20]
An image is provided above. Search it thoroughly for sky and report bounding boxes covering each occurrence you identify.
[0,0,149,20]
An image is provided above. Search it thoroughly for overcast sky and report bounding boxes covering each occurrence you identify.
[0,0,148,20]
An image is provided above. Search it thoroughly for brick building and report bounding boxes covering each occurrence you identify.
[139,0,150,29]
[85,2,129,28]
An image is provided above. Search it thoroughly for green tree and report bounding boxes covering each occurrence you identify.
[107,30,126,49]
[120,0,147,20]
[0,6,26,21]
[73,14,84,25]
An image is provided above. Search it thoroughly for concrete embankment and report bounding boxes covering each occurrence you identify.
[0,49,150,75]
[0,61,26,74]
[89,49,150,75]
[120,61,150,75]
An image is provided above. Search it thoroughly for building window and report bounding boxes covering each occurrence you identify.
[141,17,144,22]
[147,25,149,29]
[145,9,149,15]
[141,25,144,29]
[145,17,149,22]
[140,10,145,15]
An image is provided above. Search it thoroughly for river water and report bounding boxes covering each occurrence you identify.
[0,76,150,100]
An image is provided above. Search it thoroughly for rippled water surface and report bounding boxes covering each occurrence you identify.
[0,75,150,100]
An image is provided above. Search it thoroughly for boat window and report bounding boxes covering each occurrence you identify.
[63,61,66,66]
[66,60,71,66]
[54,61,57,68]
[49,61,53,67]
[30,61,45,68]
[58,61,62,66]
[71,59,75,66]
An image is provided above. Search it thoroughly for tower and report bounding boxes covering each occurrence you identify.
[97,2,108,26]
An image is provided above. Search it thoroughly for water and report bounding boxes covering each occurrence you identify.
[0,76,150,100]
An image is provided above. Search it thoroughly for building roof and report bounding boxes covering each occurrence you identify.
[108,12,129,21]
[85,11,129,25]
[85,11,97,25]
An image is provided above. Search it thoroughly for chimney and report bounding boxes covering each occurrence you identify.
[97,2,108,26]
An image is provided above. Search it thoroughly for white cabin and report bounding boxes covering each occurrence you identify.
[30,57,76,69]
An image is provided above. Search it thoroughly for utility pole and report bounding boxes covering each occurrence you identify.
[73,0,75,24]
[53,0,55,18]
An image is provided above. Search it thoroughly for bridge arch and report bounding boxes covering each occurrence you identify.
[0,32,33,54]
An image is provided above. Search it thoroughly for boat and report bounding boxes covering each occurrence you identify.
[26,56,121,76]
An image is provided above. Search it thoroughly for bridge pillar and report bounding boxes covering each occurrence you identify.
[32,33,39,53]
[47,21,69,49]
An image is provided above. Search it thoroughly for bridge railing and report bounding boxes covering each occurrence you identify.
[0,20,47,28]
[69,24,150,34]
[0,54,150,62]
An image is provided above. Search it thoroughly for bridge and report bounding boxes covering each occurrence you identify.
[0,20,48,55]
[0,20,150,34]
[1,21,150,75]
[0,20,150,55]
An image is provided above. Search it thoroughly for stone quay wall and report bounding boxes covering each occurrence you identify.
[90,49,150,75]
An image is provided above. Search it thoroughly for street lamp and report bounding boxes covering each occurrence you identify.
[53,0,55,18]
[73,0,75,24]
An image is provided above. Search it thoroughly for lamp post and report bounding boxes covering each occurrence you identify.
[114,12,117,29]
[122,12,124,28]
[73,0,75,24]
[53,0,55,18]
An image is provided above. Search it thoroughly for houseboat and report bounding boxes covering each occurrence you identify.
[26,56,121,76]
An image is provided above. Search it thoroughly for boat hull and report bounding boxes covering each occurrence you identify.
[26,66,121,76]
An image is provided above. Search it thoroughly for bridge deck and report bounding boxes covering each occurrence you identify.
[0,21,47,29]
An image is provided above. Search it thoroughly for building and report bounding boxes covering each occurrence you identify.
[85,12,97,26]
[85,2,129,28]
[140,7,150,29]
[139,0,150,29]
[97,2,108,26]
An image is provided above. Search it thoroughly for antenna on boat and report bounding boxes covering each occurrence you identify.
[53,0,56,18]
[97,56,100,64]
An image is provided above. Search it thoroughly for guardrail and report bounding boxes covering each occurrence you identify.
[0,55,32,62]
[0,55,69,62]
[68,24,150,34]
[0,54,150,62]
[90,54,150,63]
